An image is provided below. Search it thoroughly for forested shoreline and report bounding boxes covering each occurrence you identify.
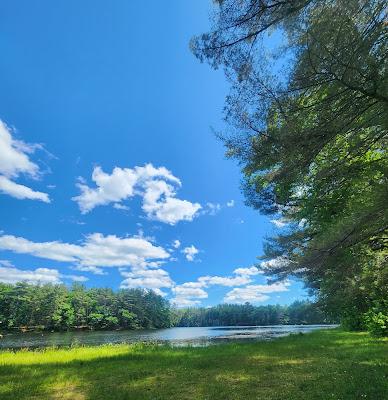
[173,302,336,327]
[0,283,333,332]
[0,283,171,332]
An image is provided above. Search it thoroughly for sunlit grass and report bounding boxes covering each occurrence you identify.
[0,329,387,399]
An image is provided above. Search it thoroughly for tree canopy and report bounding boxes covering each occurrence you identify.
[192,0,387,335]
[0,283,171,331]
[0,283,332,332]
[173,301,334,327]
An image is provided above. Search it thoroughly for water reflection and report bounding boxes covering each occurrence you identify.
[0,325,337,349]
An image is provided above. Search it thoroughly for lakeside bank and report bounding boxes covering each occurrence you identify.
[0,329,387,400]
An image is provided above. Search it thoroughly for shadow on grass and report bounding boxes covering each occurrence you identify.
[0,330,387,400]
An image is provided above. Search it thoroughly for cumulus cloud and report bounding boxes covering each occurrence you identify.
[72,164,201,224]
[144,195,200,225]
[0,232,169,271]
[170,282,208,308]
[172,239,181,249]
[170,266,260,307]
[0,120,50,202]
[172,285,208,299]
[198,274,251,287]
[64,274,89,282]
[224,281,291,303]
[71,265,106,275]
[0,261,87,284]
[226,200,235,207]
[225,291,269,303]
[171,298,201,307]
[182,245,199,262]
[120,268,174,295]
[0,265,61,284]
[233,266,263,276]
[176,281,205,289]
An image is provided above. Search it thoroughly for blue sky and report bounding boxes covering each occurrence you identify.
[0,0,308,307]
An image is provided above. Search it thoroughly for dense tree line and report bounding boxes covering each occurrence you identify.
[0,283,333,332]
[0,283,171,331]
[192,0,387,335]
[173,301,334,327]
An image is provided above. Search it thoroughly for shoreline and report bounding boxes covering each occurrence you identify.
[1,329,387,399]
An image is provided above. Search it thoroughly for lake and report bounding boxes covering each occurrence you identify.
[0,325,337,349]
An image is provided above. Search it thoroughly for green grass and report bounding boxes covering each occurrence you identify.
[0,329,387,400]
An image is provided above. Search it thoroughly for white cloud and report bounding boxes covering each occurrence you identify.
[0,176,50,202]
[172,239,181,249]
[0,261,88,285]
[198,274,252,287]
[172,285,208,299]
[73,166,138,213]
[233,266,263,276]
[204,202,222,216]
[270,218,288,228]
[0,260,13,267]
[0,265,61,284]
[120,268,174,292]
[71,265,106,275]
[72,164,201,224]
[144,194,201,225]
[113,203,129,210]
[177,281,205,289]
[63,274,89,282]
[0,121,39,178]
[170,267,257,307]
[169,263,266,307]
[0,232,169,271]
[170,282,208,308]
[224,291,269,303]
[152,288,168,297]
[200,200,235,216]
[0,120,50,202]
[224,281,291,303]
[176,269,258,292]
[171,298,201,307]
[182,245,199,262]
[260,257,290,270]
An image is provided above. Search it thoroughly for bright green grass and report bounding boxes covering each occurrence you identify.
[0,329,387,400]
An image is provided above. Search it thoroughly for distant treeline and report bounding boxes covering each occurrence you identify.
[0,283,171,332]
[172,301,336,327]
[0,283,334,332]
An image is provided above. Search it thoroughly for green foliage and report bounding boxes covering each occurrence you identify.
[0,283,171,332]
[192,0,388,335]
[0,330,387,399]
[0,281,332,333]
[364,301,388,336]
[174,301,334,327]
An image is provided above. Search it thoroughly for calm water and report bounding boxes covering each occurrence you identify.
[0,325,337,349]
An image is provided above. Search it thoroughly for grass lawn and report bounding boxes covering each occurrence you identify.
[0,329,387,400]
